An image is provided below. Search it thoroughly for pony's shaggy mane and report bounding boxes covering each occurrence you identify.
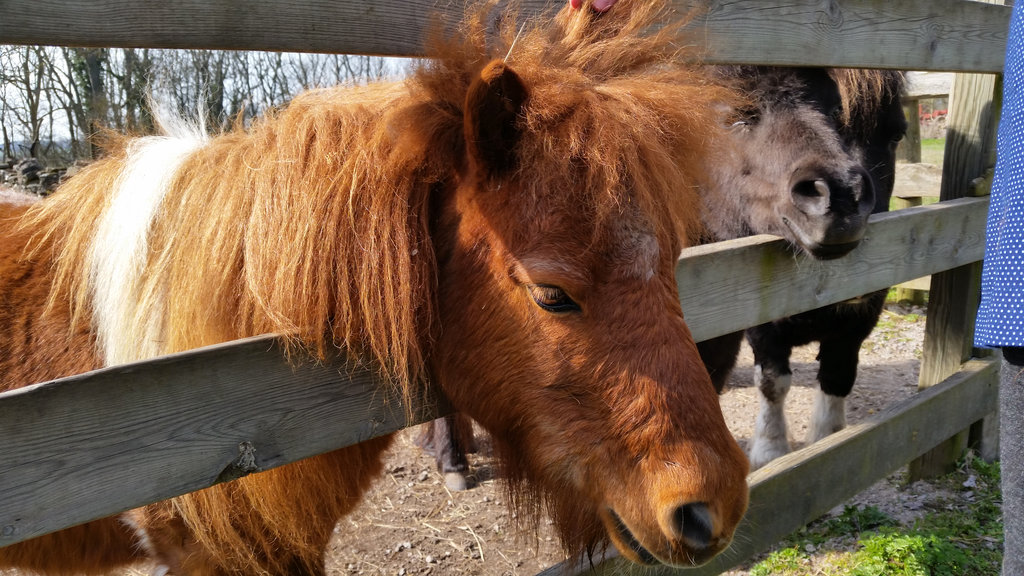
[16,2,737,569]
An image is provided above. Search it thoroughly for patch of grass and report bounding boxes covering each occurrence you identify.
[888,196,940,211]
[920,138,945,166]
[750,547,806,576]
[885,286,930,307]
[851,533,972,576]
[748,454,1002,575]
[870,309,922,339]
[874,318,898,331]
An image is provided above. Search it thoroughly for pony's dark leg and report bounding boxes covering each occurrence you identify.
[809,335,860,443]
[810,291,887,443]
[416,415,474,491]
[745,323,795,470]
[697,331,744,393]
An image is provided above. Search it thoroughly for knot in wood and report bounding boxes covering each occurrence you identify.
[215,441,261,484]
[817,0,844,30]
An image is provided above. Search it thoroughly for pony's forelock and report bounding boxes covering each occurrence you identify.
[830,68,906,132]
[416,0,735,249]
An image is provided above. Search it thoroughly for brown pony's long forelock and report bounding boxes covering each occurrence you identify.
[18,0,737,569]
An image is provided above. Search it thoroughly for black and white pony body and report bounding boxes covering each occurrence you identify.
[698,66,906,469]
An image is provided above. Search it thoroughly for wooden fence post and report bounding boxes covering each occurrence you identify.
[911,44,1003,478]
[897,98,923,164]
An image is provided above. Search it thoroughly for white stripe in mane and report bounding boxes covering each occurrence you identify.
[89,117,207,366]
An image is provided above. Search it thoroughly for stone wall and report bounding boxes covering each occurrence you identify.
[0,157,70,196]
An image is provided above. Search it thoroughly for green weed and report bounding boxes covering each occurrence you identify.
[750,547,806,576]
[851,533,971,576]
[748,454,1002,575]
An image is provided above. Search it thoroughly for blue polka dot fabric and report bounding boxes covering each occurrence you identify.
[976,1,1024,348]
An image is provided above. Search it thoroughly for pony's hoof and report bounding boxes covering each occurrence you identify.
[444,472,469,492]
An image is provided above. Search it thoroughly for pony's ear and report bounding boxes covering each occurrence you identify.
[463,59,528,175]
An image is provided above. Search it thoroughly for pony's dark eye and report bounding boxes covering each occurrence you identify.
[527,284,580,313]
[727,116,756,130]
[726,107,759,129]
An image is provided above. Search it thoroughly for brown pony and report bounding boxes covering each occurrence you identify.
[0,1,748,573]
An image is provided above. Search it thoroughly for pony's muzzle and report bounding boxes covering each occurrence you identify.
[784,166,875,259]
[603,501,731,568]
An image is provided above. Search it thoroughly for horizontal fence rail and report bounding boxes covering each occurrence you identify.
[0,0,1010,72]
[0,198,989,548]
[0,338,446,547]
[682,196,988,343]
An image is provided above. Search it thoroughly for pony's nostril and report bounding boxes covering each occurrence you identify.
[792,179,829,198]
[855,167,877,212]
[790,179,830,216]
[673,502,714,550]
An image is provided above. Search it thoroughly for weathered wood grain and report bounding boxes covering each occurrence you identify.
[680,196,988,343]
[0,1,1009,72]
[541,356,1001,576]
[0,336,445,547]
[696,0,1008,72]
[920,73,1000,389]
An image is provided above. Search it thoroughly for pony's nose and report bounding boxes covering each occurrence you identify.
[665,501,714,551]
[789,168,875,219]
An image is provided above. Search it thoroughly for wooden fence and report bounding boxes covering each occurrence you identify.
[0,1,1011,574]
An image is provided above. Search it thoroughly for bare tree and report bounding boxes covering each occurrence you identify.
[1,44,396,164]
[7,46,47,156]
[0,45,76,163]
